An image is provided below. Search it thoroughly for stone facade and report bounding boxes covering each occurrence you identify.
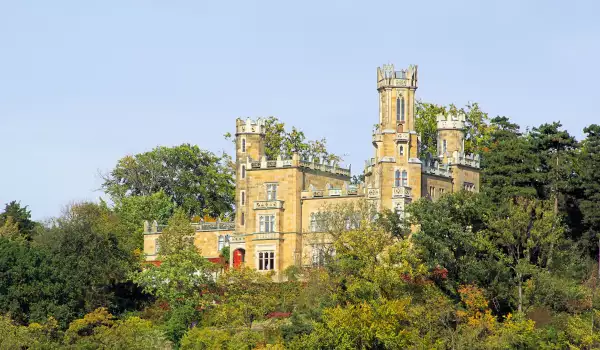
[143,63,481,280]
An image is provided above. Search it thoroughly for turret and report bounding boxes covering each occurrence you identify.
[235,117,266,163]
[436,112,465,162]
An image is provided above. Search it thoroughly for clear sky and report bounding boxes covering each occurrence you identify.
[1,0,599,220]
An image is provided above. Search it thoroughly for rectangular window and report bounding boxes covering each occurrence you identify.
[240,191,245,206]
[258,251,275,270]
[155,239,160,254]
[266,183,278,200]
[259,215,275,232]
[442,140,447,155]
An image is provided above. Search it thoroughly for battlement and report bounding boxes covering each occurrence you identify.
[244,154,351,177]
[143,220,235,234]
[437,112,466,130]
[377,63,418,89]
[236,117,266,135]
[449,151,480,168]
[301,184,363,199]
[422,158,453,178]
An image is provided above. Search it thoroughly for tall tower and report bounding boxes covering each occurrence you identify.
[234,118,265,231]
[366,64,422,213]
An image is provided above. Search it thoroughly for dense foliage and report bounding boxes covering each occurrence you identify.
[2,109,600,348]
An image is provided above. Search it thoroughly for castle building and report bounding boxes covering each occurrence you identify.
[143,64,481,279]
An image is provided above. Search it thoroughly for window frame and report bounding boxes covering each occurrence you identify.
[258,251,275,271]
[266,183,278,201]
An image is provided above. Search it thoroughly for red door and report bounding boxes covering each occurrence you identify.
[233,249,245,268]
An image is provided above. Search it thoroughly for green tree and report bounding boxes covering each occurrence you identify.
[132,211,215,308]
[113,191,175,249]
[0,201,37,240]
[579,125,600,250]
[481,117,539,203]
[529,122,579,211]
[210,267,278,328]
[35,202,139,326]
[484,198,564,313]
[415,100,444,156]
[102,144,235,218]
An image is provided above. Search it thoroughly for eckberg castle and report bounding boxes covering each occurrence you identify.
[143,64,481,279]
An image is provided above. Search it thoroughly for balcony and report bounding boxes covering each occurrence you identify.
[253,200,284,210]
[253,232,282,240]
[367,188,380,199]
[395,132,410,142]
[392,186,412,198]
[372,133,383,146]
[328,189,342,196]
[229,235,246,243]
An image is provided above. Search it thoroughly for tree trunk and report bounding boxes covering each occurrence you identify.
[518,273,523,313]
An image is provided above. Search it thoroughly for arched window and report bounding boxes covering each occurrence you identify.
[442,140,447,155]
[402,170,408,187]
[241,165,246,179]
[241,212,245,225]
[310,213,317,232]
[241,138,246,152]
[400,97,405,122]
[241,191,245,205]
[394,170,401,187]
[399,145,404,156]
[397,96,405,122]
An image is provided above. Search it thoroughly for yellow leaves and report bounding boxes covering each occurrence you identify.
[64,307,115,343]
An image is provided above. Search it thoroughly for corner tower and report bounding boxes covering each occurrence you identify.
[235,118,265,232]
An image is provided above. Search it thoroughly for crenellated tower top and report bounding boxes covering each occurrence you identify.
[236,117,266,135]
[436,112,466,130]
[377,64,418,90]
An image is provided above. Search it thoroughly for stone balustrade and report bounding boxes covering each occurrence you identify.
[229,235,246,243]
[301,186,361,199]
[367,188,380,199]
[422,163,452,178]
[246,156,349,177]
[143,220,235,234]
[253,232,281,240]
[392,186,412,198]
[253,200,284,210]
[372,133,383,144]
[298,160,351,177]
[395,132,410,142]
[328,189,342,196]
[450,151,481,168]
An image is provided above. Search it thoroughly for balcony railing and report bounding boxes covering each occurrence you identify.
[395,132,410,142]
[367,188,380,199]
[253,232,281,240]
[229,235,246,243]
[145,221,235,234]
[392,186,411,198]
[328,189,342,196]
[192,221,236,231]
[298,160,351,177]
[372,133,383,143]
[253,200,284,210]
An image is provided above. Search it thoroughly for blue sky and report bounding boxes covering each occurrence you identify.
[1,0,598,220]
